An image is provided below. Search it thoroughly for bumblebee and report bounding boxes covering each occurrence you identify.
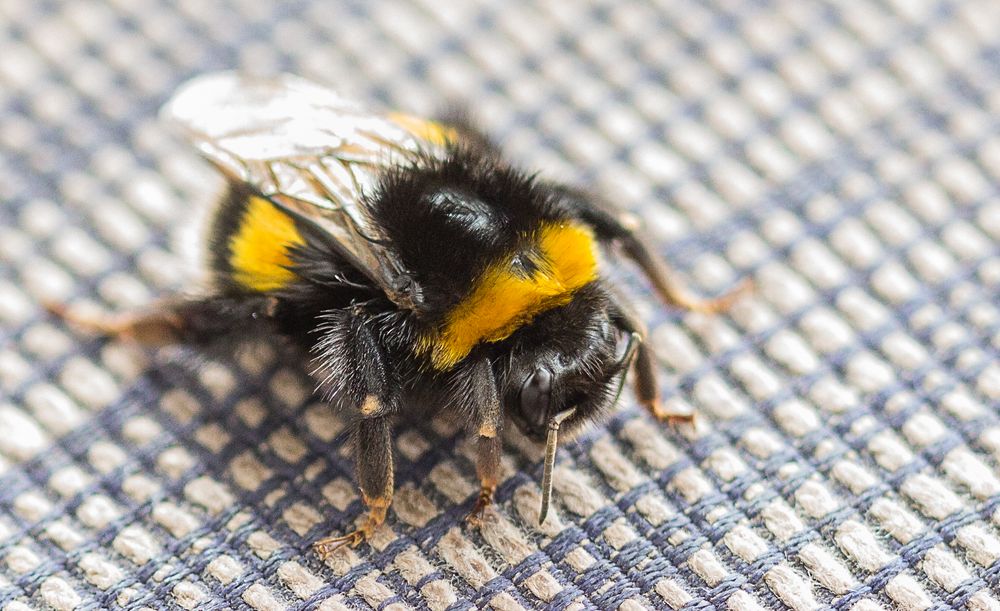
[56,72,746,557]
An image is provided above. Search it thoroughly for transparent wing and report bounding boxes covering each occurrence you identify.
[161,71,446,310]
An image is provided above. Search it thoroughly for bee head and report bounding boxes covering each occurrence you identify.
[496,285,641,524]
[500,286,637,442]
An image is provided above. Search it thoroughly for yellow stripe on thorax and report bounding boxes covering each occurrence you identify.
[230,196,305,292]
[419,221,599,370]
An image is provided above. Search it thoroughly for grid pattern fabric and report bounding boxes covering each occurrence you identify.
[1,0,1000,609]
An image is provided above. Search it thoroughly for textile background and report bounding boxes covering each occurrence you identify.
[1,0,999,609]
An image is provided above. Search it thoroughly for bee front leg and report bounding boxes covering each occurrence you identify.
[314,416,394,558]
[611,302,695,427]
[467,434,501,526]
[462,359,502,526]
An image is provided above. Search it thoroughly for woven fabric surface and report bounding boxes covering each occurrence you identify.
[2,0,1000,609]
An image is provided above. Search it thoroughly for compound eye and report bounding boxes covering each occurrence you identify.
[519,368,552,431]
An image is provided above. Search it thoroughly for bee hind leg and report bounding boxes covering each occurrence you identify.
[45,296,276,346]
[45,299,187,345]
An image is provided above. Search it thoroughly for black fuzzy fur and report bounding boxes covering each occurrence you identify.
[204,181,249,295]
[71,108,723,538]
[368,146,568,320]
[201,133,646,445]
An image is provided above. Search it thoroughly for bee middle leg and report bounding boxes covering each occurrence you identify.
[462,358,503,526]
[313,415,394,558]
[553,186,750,313]
[310,310,399,557]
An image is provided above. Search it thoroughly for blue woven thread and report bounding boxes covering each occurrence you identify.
[5,0,1000,608]
[500,17,1000,592]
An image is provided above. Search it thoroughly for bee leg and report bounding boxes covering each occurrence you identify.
[553,187,750,313]
[311,311,400,557]
[467,435,501,526]
[46,299,188,345]
[45,296,275,346]
[611,302,695,427]
[462,359,502,526]
[634,331,695,427]
[314,416,394,559]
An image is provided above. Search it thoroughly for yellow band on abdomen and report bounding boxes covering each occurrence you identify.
[387,112,458,148]
[229,196,305,292]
